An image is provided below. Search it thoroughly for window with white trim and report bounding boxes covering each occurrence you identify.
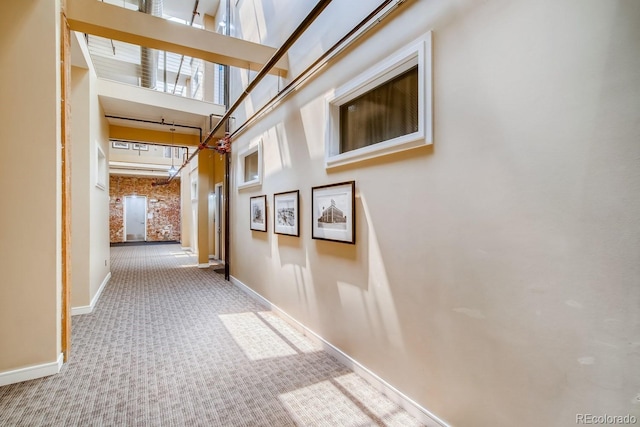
[96,144,106,190]
[325,32,432,168]
[237,140,262,190]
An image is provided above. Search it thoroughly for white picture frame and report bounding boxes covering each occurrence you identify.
[112,141,129,149]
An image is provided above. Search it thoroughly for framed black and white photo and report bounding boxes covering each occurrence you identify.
[112,141,129,149]
[311,181,355,244]
[250,195,267,232]
[273,190,299,236]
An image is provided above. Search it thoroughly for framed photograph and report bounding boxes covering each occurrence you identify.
[112,141,129,149]
[132,143,149,151]
[273,190,299,236]
[311,181,355,244]
[250,195,267,232]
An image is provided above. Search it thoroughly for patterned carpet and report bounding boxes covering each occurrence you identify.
[0,244,424,426]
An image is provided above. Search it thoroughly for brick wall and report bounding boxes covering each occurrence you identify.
[109,176,181,243]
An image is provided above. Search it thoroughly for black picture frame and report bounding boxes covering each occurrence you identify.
[311,181,355,244]
[273,190,300,237]
[250,195,267,232]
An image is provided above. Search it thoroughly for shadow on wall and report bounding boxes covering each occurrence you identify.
[262,100,428,365]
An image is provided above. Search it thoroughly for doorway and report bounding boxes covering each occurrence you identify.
[124,195,147,242]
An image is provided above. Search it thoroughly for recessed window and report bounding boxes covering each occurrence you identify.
[325,32,432,168]
[237,140,262,190]
[96,144,106,190]
[244,151,259,182]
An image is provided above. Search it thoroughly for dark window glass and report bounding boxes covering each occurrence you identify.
[340,65,418,153]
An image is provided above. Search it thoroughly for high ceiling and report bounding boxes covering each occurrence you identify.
[73,0,226,138]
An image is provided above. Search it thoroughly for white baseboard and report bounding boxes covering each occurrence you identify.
[198,263,210,269]
[229,275,449,427]
[71,305,92,316]
[181,247,191,252]
[71,272,111,316]
[0,353,64,387]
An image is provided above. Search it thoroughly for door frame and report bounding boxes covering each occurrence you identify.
[123,195,148,242]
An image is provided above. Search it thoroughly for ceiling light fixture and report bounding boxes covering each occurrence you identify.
[168,128,178,177]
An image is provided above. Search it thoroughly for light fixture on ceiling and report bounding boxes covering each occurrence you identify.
[168,127,178,177]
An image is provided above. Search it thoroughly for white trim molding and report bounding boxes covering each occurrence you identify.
[96,144,107,190]
[198,263,210,269]
[0,353,64,387]
[230,275,449,427]
[72,272,111,316]
[236,139,263,190]
[325,31,433,169]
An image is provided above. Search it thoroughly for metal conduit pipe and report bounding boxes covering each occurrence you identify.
[165,0,334,183]
[158,0,406,280]
[223,0,232,280]
[165,0,407,184]
[231,0,406,139]
[105,115,206,144]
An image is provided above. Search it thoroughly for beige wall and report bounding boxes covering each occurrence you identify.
[0,0,61,370]
[70,66,92,308]
[229,0,640,426]
[89,80,111,300]
[186,148,225,262]
[70,64,110,310]
[197,149,214,265]
[180,165,192,249]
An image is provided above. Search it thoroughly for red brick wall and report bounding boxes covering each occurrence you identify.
[109,176,181,243]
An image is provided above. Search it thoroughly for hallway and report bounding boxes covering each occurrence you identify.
[0,244,423,426]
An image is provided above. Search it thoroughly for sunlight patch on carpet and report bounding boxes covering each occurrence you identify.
[219,312,298,360]
[279,380,373,426]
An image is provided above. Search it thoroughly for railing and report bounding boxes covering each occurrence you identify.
[87,0,225,102]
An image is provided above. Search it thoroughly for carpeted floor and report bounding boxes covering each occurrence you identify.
[0,244,424,426]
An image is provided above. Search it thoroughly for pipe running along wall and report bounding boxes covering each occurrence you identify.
[231,0,406,139]
[165,0,407,183]
[105,114,205,144]
[165,0,335,183]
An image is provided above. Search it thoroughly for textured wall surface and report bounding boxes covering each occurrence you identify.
[109,176,181,243]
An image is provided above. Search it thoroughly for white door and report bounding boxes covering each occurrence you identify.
[124,196,147,242]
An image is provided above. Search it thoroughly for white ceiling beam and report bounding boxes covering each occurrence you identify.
[66,0,288,76]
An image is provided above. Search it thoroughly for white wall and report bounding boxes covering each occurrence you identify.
[228,0,640,426]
